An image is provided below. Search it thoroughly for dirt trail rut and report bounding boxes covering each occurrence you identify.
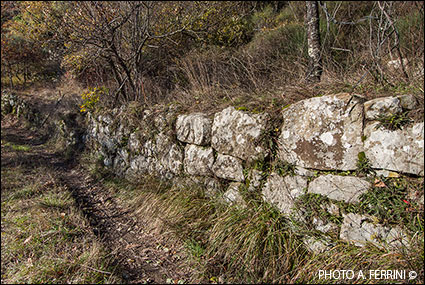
[1,116,194,284]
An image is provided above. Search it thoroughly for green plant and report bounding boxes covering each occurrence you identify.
[2,141,31,152]
[375,111,412,131]
[356,177,424,232]
[185,239,206,260]
[80,86,108,113]
[295,193,343,229]
[274,160,296,177]
[356,151,374,175]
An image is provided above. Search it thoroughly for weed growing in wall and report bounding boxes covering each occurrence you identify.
[356,177,424,233]
[295,193,343,228]
[356,151,374,175]
[274,160,297,177]
[375,111,412,131]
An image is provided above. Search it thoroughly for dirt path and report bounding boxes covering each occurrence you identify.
[1,115,194,284]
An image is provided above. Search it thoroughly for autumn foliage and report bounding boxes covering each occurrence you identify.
[1,1,424,109]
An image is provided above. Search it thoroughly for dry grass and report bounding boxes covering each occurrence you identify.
[1,139,121,284]
[162,2,423,122]
[96,173,424,284]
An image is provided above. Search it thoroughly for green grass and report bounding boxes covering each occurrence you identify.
[1,140,31,151]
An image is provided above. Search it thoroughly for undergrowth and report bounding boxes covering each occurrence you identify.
[99,168,424,284]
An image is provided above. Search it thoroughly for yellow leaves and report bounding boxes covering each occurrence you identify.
[79,86,108,113]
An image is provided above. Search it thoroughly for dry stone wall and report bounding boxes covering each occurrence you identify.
[4,90,420,254]
[84,93,424,253]
[83,93,424,252]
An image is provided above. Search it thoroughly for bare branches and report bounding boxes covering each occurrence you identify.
[62,1,191,104]
[318,1,378,25]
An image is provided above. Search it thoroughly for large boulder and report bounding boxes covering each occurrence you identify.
[308,174,371,203]
[262,173,307,215]
[184,144,215,176]
[278,93,364,171]
[176,113,212,145]
[211,107,268,161]
[364,122,424,176]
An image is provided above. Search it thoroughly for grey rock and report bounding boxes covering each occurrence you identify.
[308,174,371,203]
[204,177,222,198]
[364,97,402,120]
[312,217,338,233]
[278,93,364,171]
[176,113,212,145]
[385,227,410,249]
[184,144,214,176]
[211,106,268,161]
[340,213,409,248]
[129,154,156,175]
[364,122,424,176]
[262,173,307,215]
[212,154,244,182]
[161,143,183,175]
[247,169,264,192]
[155,132,172,154]
[117,148,130,165]
[154,114,168,132]
[113,150,129,176]
[223,182,246,207]
[98,114,113,125]
[303,236,332,254]
[294,166,315,177]
[397,94,418,110]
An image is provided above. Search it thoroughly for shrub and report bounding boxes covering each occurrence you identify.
[79,86,108,113]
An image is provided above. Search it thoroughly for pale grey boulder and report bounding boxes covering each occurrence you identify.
[308,174,371,203]
[176,113,212,145]
[364,97,402,120]
[278,93,364,171]
[212,154,244,182]
[262,173,307,215]
[397,94,418,110]
[364,122,424,176]
[340,213,409,248]
[184,144,215,176]
[211,106,269,161]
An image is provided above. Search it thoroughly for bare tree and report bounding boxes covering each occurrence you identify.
[62,1,189,106]
[305,1,322,82]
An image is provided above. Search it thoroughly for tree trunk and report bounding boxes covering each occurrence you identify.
[305,1,322,82]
